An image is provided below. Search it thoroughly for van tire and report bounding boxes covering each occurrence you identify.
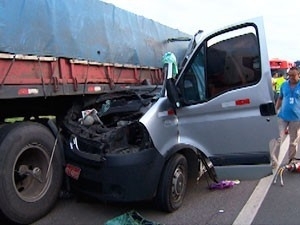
[0,122,63,224]
[155,154,188,212]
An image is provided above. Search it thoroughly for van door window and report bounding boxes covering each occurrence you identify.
[207,27,261,98]
[179,47,207,104]
[178,26,260,104]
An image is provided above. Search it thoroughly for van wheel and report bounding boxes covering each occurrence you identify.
[0,122,63,225]
[155,154,188,212]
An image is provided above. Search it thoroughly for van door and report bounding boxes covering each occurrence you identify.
[175,18,279,180]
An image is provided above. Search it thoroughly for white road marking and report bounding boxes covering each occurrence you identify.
[232,137,289,225]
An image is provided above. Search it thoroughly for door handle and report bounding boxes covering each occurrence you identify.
[260,102,276,116]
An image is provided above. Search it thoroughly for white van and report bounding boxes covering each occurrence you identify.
[64,17,279,213]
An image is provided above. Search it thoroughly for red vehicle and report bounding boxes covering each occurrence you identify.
[269,58,295,76]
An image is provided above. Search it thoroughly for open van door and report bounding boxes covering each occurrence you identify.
[171,17,278,180]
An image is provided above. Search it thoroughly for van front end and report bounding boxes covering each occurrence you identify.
[61,89,167,202]
[63,135,165,202]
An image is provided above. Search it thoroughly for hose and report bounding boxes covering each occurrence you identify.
[273,161,300,186]
[273,166,286,186]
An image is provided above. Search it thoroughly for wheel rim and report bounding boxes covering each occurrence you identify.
[171,164,186,203]
[12,144,52,202]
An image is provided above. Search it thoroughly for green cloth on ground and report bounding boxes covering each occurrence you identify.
[104,210,164,225]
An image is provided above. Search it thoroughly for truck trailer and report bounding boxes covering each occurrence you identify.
[0,0,278,224]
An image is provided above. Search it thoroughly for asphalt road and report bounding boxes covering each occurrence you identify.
[33,180,259,225]
[32,172,259,225]
[251,138,300,225]
[30,137,300,225]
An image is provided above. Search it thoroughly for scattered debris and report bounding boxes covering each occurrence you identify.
[209,180,240,190]
[274,160,300,186]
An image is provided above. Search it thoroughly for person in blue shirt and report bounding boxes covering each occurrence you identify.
[275,67,300,164]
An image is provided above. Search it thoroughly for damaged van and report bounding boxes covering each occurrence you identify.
[63,17,278,212]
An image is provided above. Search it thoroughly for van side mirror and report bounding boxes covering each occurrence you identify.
[162,63,181,108]
[166,77,181,108]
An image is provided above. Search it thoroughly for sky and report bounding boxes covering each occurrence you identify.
[101,0,299,62]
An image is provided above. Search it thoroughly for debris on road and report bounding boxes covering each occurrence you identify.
[104,210,163,225]
[209,180,240,190]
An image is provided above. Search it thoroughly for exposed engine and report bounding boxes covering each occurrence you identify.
[62,89,159,155]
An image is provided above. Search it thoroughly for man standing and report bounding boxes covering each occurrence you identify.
[275,67,300,163]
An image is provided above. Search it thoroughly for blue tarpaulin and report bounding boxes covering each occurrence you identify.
[0,0,191,68]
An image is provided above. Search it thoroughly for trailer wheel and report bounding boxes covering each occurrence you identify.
[155,154,188,212]
[0,122,63,225]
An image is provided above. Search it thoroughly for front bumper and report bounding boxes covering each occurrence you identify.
[64,146,165,202]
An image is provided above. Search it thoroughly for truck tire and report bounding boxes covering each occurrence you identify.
[155,154,188,212]
[0,122,63,224]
